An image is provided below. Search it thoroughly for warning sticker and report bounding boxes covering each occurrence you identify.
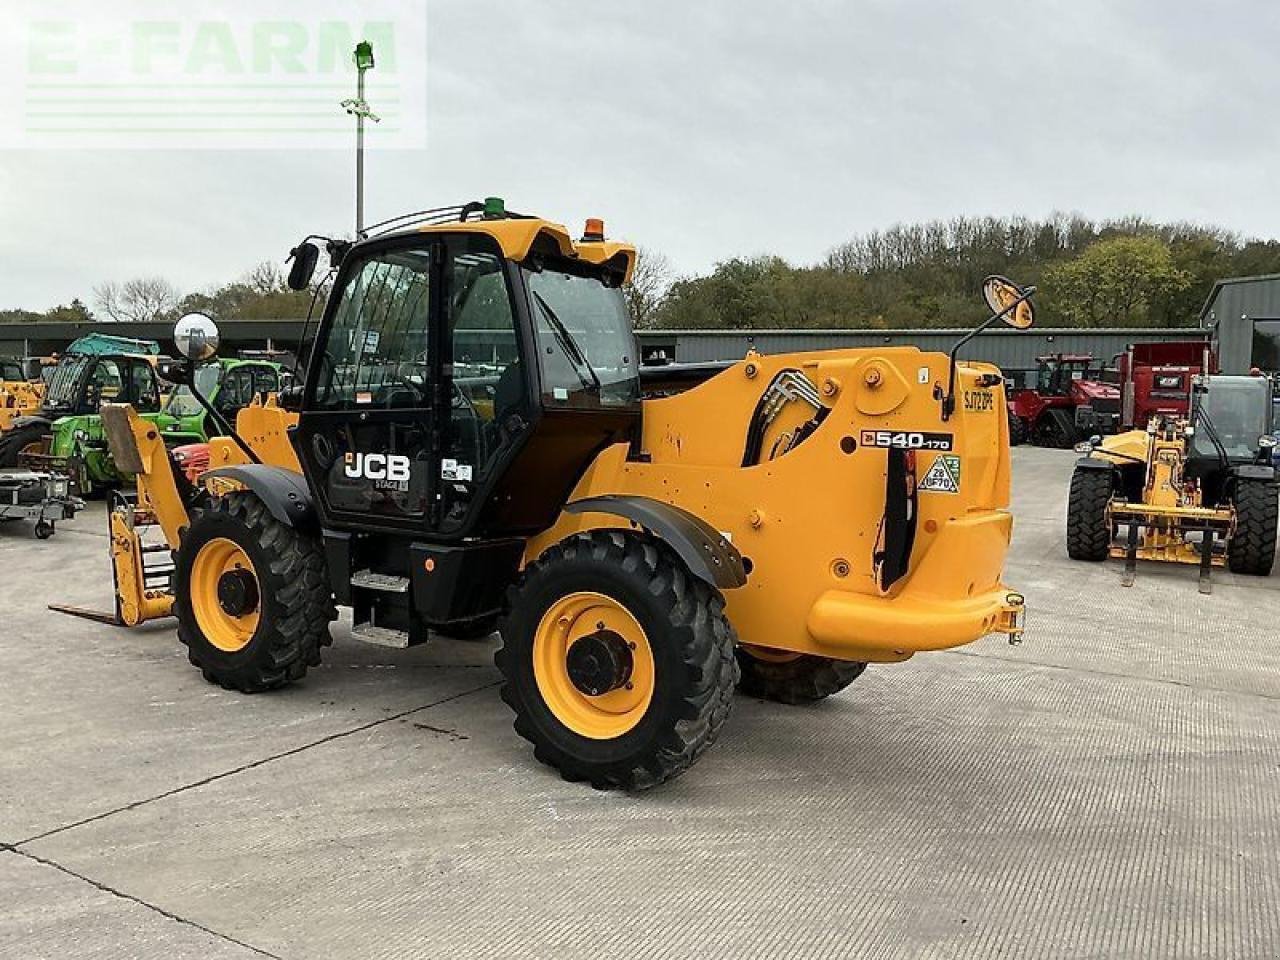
[919,455,961,494]
[440,458,474,482]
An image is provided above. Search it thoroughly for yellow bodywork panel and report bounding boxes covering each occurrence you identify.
[206,396,302,473]
[1092,429,1149,466]
[0,380,43,431]
[414,218,636,282]
[526,349,1022,663]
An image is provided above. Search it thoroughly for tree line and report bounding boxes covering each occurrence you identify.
[0,261,318,326]
[5,213,1278,331]
[632,214,1280,330]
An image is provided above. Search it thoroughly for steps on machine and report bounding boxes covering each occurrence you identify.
[350,569,410,593]
[350,622,412,649]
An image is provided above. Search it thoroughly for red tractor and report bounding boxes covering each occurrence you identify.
[1116,340,1214,430]
[1007,354,1120,448]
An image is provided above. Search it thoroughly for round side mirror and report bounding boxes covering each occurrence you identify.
[983,276,1036,330]
[174,313,220,362]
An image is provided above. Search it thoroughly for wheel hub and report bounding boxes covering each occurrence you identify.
[217,569,259,617]
[565,630,633,697]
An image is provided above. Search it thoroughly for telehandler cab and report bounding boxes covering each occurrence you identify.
[66,202,1032,789]
[1068,374,1278,592]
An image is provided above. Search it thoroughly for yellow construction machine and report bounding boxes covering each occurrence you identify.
[1068,374,1278,592]
[0,359,43,432]
[60,200,1032,789]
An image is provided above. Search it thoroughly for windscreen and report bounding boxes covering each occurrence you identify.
[45,355,90,410]
[165,364,222,417]
[525,263,638,407]
[1191,377,1272,461]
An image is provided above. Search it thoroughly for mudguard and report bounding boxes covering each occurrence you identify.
[564,494,748,590]
[1074,457,1116,472]
[1234,464,1277,482]
[204,464,315,528]
[10,415,52,431]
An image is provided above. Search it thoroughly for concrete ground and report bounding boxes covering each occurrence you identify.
[2,446,1278,959]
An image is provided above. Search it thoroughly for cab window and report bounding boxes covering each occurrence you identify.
[524,261,638,409]
[314,248,432,411]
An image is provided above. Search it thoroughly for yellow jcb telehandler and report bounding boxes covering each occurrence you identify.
[60,200,1032,789]
[1067,374,1278,593]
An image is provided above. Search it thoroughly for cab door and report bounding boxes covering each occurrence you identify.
[295,240,441,532]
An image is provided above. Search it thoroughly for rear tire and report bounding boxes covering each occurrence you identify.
[1228,479,1278,576]
[176,491,335,693]
[1008,413,1028,447]
[1067,466,1113,561]
[496,530,738,790]
[0,422,47,467]
[736,648,866,704]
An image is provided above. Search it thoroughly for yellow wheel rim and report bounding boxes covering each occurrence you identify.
[532,591,654,740]
[191,537,260,653]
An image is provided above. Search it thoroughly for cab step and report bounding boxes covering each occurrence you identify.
[351,622,411,649]
[351,570,410,593]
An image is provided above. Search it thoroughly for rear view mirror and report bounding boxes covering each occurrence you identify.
[173,313,220,363]
[983,276,1036,330]
[287,241,321,291]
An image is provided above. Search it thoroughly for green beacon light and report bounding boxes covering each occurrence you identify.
[354,41,375,71]
[483,196,506,219]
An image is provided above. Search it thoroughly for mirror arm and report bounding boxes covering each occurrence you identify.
[941,287,1037,422]
[186,361,261,465]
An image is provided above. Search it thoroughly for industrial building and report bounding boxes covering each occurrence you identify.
[1199,273,1280,373]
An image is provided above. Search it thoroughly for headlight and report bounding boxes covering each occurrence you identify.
[1259,435,1279,450]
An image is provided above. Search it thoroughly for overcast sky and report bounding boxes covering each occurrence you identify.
[2,0,1278,311]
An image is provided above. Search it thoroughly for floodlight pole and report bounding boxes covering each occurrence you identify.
[356,62,366,235]
[342,41,380,237]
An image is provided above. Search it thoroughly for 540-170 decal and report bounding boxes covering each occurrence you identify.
[860,430,954,452]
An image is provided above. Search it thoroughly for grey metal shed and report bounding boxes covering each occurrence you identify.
[1199,274,1280,374]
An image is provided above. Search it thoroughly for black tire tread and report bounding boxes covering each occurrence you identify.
[0,422,48,468]
[178,492,335,693]
[495,530,738,791]
[1066,466,1113,561]
[736,651,866,704]
[1228,479,1278,576]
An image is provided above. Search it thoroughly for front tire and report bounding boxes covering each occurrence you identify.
[176,491,335,693]
[1228,479,1278,576]
[496,530,739,790]
[736,648,866,704]
[1066,466,1114,561]
[0,422,47,467]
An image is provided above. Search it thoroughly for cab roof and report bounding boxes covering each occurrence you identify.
[363,203,636,283]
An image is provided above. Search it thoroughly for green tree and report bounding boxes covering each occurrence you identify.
[1044,236,1192,327]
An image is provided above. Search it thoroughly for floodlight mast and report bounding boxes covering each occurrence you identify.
[341,41,380,236]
